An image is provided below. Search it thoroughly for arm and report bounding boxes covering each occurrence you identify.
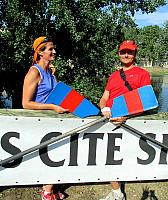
[22,67,68,113]
[100,90,128,123]
[99,90,111,118]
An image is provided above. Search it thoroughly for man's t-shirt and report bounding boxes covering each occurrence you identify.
[105,66,151,108]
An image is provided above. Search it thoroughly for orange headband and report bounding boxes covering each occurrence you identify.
[32,36,49,64]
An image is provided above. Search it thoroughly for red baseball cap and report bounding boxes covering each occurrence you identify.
[119,40,138,51]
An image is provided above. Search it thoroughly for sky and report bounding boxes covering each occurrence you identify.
[135,1,168,27]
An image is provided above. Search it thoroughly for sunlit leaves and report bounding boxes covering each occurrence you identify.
[0,0,167,106]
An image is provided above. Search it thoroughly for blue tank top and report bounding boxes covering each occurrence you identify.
[32,64,57,103]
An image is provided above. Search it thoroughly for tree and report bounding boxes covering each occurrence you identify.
[154,21,168,67]
[0,0,167,107]
[0,0,50,107]
[122,21,168,68]
[136,25,162,67]
[48,0,167,103]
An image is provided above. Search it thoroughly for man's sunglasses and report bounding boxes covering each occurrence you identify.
[119,50,135,55]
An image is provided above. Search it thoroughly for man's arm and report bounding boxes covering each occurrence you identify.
[99,90,111,118]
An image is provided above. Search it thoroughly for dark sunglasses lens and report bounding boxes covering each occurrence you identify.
[120,50,135,55]
[120,51,125,55]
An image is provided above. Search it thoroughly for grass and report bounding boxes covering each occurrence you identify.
[144,67,168,75]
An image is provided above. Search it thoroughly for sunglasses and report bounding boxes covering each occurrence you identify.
[119,50,135,55]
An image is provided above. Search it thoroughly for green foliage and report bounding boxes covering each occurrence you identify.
[137,25,162,63]
[0,0,167,108]
[123,24,168,67]
[72,76,106,105]
[154,21,168,65]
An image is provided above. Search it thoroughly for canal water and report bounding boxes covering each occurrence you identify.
[152,74,168,112]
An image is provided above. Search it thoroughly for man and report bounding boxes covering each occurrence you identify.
[99,40,151,200]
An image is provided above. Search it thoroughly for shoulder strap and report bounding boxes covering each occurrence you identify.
[119,68,133,91]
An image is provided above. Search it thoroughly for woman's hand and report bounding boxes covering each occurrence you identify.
[51,104,69,113]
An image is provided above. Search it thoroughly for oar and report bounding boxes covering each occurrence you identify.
[111,85,158,117]
[46,82,100,118]
[0,116,107,167]
[119,122,168,151]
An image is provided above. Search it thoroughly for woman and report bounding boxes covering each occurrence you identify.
[22,36,68,200]
[99,40,151,200]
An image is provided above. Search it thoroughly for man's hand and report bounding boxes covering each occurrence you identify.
[101,107,111,118]
[110,116,128,124]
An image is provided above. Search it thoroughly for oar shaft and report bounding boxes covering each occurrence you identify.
[0,116,107,166]
[121,123,168,151]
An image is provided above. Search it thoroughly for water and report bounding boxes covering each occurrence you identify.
[152,74,168,112]
[0,90,12,108]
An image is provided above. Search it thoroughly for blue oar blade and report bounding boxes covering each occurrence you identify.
[46,82,100,118]
[111,85,158,118]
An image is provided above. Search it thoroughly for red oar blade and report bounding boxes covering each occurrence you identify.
[46,82,100,118]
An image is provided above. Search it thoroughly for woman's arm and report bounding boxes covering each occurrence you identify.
[22,67,68,113]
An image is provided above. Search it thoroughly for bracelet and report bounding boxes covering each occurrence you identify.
[101,107,111,113]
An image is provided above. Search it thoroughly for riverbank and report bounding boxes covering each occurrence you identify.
[144,67,168,75]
